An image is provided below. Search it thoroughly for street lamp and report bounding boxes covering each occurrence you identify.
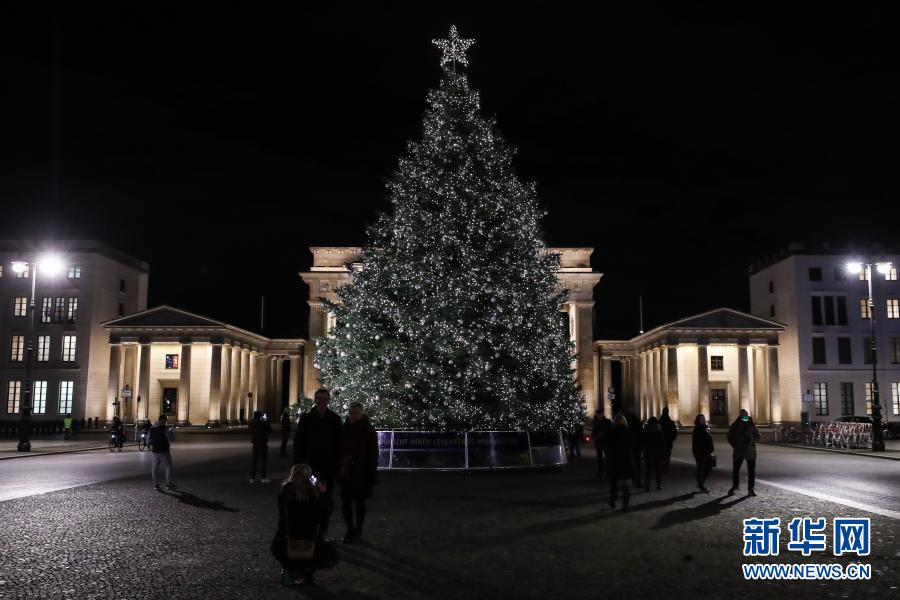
[10,254,65,452]
[847,260,893,452]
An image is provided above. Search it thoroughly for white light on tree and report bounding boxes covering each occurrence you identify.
[432,25,475,68]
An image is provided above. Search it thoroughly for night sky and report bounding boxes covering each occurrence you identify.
[2,3,898,339]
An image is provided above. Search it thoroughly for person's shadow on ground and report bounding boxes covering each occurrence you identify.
[159,489,239,512]
[651,494,749,530]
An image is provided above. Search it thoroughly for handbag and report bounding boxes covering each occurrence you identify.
[286,537,316,561]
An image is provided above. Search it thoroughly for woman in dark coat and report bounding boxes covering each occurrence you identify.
[606,414,636,511]
[642,416,665,491]
[691,413,715,492]
[271,463,337,586]
[338,401,378,543]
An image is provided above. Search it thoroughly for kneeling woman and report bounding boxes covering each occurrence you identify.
[271,464,337,586]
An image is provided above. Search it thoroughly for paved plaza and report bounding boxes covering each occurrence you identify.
[0,432,897,599]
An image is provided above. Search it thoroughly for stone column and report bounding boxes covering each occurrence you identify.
[656,347,665,416]
[304,301,327,399]
[121,346,138,423]
[767,345,782,425]
[697,342,710,419]
[572,302,596,417]
[230,346,241,424]
[289,356,301,407]
[177,342,192,425]
[138,342,151,421]
[107,343,122,424]
[207,343,223,426]
[240,348,250,423]
[592,348,601,417]
[603,358,613,417]
[220,344,232,424]
[738,342,750,419]
[248,350,258,414]
[276,358,284,412]
[641,351,650,419]
[666,344,680,422]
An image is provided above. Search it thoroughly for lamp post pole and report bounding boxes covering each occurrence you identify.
[864,263,886,452]
[17,262,38,452]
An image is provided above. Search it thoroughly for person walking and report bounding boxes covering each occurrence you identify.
[659,407,678,472]
[641,416,664,491]
[249,410,272,483]
[270,463,338,586]
[294,388,342,540]
[280,408,292,458]
[607,415,636,511]
[692,413,714,492]
[625,412,643,486]
[63,414,73,440]
[567,421,583,461]
[727,409,761,496]
[591,409,612,478]
[148,414,175,490]
[338,402,378,544]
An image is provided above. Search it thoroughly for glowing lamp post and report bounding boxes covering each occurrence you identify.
[10,254,65,452]
[847,260,893,452]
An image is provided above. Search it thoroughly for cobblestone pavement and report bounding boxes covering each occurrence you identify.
[0,438,897,599]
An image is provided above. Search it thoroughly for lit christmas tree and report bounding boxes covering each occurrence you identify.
[316,26,584,431]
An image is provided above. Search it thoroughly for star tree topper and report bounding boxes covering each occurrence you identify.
[432,25,475,70]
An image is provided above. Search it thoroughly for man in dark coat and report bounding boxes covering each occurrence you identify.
[659,407,678,472]
[591,409,612,478]
[692,413,715,492]
[249,410,271,483]
[338,402,378,543]
[294,388,342,538]
[280,408,292,458]
[641,416,664,490]
[625,412,643,486]
[727,409,761,496]
[607,415,636,511]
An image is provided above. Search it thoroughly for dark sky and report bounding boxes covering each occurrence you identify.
[2,3,898,339]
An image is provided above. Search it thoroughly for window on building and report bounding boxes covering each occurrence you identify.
[809,267,822,281]
[33,381,47,414]
[710,355,724,370]
[61,336,76,362]
[812,337,827,364]
[860,299,871,320]
[887,299,900,319]
[6,381,21,413]
[119,278,126,292]
[15,264,30,278]
[893,337,900,364]
[13,297,28,317]
[886,267,898,282]
[0,264,3,277]
[863,337,875,364]
[838,337,852,364]
[859,268,869,281]
[836,296,848,325]
[824,296,836,325]
[118,302,125,316]
[840,382,854,416]
[67,265,81,279]
[811,296,823,326]
[10,336,25,362]
[769,281,774,293]
[892,382,900,416]
[165,354,179,369]
[769,304,775,318]
[36,336,50,362]
[53,297,65,323]
[834,267,847,282]
[813,382,828,415]
[865,382,873,415]
[41,297,52,323]
[58,381,74,414]
[67,297,78,323]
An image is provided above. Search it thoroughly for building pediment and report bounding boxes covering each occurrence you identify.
[662,308,783,331]
[102,305,227,328]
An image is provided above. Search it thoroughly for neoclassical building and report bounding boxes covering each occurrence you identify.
[99,247,799,427]
[596,309,785,425]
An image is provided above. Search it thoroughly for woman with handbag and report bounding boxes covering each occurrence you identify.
[692,413,715,493]
[338,401,379,544]
[270,463,337,586]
